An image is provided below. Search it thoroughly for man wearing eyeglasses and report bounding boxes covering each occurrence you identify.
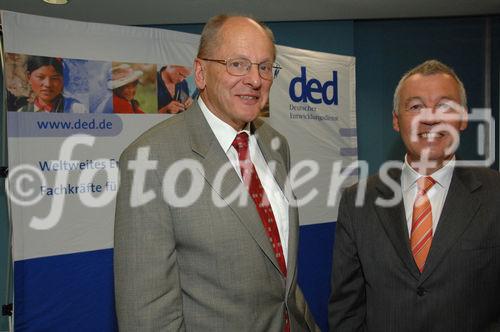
[114,14,319,332]
[329,60,500,331]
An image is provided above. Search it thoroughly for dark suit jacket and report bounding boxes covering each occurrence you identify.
[114,103,318,331]
[329,166,500,332]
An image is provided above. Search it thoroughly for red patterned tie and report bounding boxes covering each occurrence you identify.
[232,132,290,331]
[411,176,435,272]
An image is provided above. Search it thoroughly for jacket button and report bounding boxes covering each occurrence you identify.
[417,287,426,296]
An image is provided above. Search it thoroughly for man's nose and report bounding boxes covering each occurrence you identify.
[420,107,442,124]
[243,64,262,88]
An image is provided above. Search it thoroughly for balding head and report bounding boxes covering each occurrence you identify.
[197,14,276,61]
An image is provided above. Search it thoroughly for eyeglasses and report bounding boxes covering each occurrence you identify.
[200,57,282,80]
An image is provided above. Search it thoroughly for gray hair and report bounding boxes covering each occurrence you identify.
[393,59,467,114]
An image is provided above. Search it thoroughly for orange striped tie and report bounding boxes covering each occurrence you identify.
[411,176,435,272]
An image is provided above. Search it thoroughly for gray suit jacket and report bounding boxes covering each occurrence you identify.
[329,166,500,332]
[114,103,318,331]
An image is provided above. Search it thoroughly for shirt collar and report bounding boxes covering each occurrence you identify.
[34,97,53,112]
[198,97,250,153]
[401,155,455,192]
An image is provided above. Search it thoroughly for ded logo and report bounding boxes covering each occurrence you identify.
[289,66,338,105]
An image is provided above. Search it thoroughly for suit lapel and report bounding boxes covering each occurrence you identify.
[285,202,299,293]
[185,105,282,274]
[374,169,421,280]
[374,167,483,281]
[252,119,288,194]
[419,167,482,282]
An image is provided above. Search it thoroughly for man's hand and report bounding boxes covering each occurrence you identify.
[159,101,185,114]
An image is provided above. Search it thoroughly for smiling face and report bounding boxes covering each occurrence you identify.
[115,81,138,101]
[194,17,274,131]
[28,65,64,104]
[393,73,468,174]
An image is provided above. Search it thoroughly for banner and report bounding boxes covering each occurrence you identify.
[270,45,357,225]
[2,11,356,331]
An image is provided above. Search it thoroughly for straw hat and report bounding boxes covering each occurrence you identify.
[107,64,143,90]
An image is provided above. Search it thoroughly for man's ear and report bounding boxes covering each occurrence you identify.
[392,111,400,132]
[194,58,206,90]
[459,107,468,131]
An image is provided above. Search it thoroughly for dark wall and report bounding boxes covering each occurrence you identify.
[355,16,495,170]
[493,17,500,170]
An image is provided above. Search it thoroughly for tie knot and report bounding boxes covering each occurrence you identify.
[232,132,249,152]
[416,176,435,194]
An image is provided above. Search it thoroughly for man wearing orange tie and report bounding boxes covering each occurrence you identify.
[329,60,500,332]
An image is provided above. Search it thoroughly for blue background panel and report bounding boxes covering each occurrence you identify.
[297,222,336,332]
[14,249,117,332]
[12,225,334,332]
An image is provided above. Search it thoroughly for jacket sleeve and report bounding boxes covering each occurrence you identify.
[328,189,367,332]
[114,144,185,332]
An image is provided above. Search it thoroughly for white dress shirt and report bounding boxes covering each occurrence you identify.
[401,156,455,237]
[198,98,290,264]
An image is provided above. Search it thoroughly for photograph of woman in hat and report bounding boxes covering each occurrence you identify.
[157,64,193,114]
[109,63,145,114]
[16,55,87,113]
